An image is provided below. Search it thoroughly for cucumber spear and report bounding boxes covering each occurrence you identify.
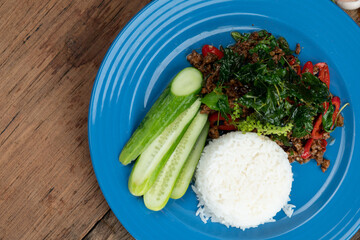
[119,67,203,165]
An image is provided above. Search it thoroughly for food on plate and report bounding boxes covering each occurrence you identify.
[119,30,347,221]
[336,0,360,10]
[192,132,294,230]
[171,122,209,199]
[119,67,208,210]
[128,99,202,196]
[119,67,203,165]
[144,112,208,211]
[187,30,347,172]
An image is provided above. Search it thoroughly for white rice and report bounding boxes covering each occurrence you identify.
[193,132,294,230]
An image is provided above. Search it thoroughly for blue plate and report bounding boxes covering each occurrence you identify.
[88,0,360,239]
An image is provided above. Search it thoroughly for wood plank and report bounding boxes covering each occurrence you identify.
[344,8,360,24]
[1,1,359,240]
[83,8,360,240]
[354,231,360,240]
[0,0,150,239]
[83,211,133,240]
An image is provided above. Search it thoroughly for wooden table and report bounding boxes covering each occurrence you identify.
[0,1,359,239]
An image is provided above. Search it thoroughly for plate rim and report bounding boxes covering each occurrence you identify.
[88,0,360,239]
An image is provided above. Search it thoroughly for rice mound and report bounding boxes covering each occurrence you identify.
[193,132,294,230]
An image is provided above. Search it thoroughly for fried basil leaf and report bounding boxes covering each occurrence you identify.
[218,48,244,84]
[301,73,330,104]
[322,103,335,133]
[231,31,250,42]
[291,105,317,137]
[277,36,292,55]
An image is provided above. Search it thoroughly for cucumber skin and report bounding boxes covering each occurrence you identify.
[128,103,198,196]
[143,112,208,211]
[170,122,209,199]
[128,134,180,196]
[119,68,203,165]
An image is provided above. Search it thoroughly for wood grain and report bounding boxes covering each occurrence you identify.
[0,0,150,239]
[83,211,133,240]
[0,1,359,240]
[84,7,360,240]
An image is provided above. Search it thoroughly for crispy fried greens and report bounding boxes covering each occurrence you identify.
[202,30,330,137]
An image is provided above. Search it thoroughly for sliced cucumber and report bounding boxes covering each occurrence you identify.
[119,67,203,165]
[128,99,201,196]
[143,112,208,211]
[170,122,209,199]
[170,68,202,96]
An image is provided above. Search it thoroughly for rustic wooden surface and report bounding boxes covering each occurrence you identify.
[0,0,150,239]
[0,1,358,240]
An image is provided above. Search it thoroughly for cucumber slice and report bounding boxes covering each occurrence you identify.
[170,122,209,199]
[119,67,203,165]
[128,99,201,196]
[143,112,208,211]
[170,67,202,96]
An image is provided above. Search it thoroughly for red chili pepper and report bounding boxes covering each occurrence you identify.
[314,63,330,88]
[294,65,301,76]
[331,96,341,130]
[301,138,313,159]
[302,61,314,74]
[288,55,296,65]
[218,123,237,131]
[202,45,224,59]
[208,112,221,124]
[321,139,328,152]
[209,113,237,131]
[285,97,295,105]
[296,65,301,76]
[323,102,329,114]
[311,102,329,139]
[311,114,323,139]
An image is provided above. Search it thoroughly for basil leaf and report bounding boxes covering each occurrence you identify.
[201,91,231,120]
[277,36,292,55]
[201,92,222,110]
[231,31,250,42]
[291,105,317,138]
[257,30,269,38]
[219,48,244,84]
[249,43,270,56]
[301,73,330,104]
[217,97,231,121]
[231,31,242,41]
[322,103,334,132]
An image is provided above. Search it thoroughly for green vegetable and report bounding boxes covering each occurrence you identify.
[234,114,293,136]
[201,89,231,120]
[301,73,330,104]
[201,91,224,111]
[222,33,331,137]
[249,43,271,58]
[291,105,317,138]
[128,99,201,196]
[218,48,244,84]
[217,97,231,120]
[231,101,243,119]
[272,134,292,147]
[119,67,203,165]
[277,36,292,55]
[322,103,335,133]
[231,31,250,42]
[170,122,209,199]
[143,112,208,211]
